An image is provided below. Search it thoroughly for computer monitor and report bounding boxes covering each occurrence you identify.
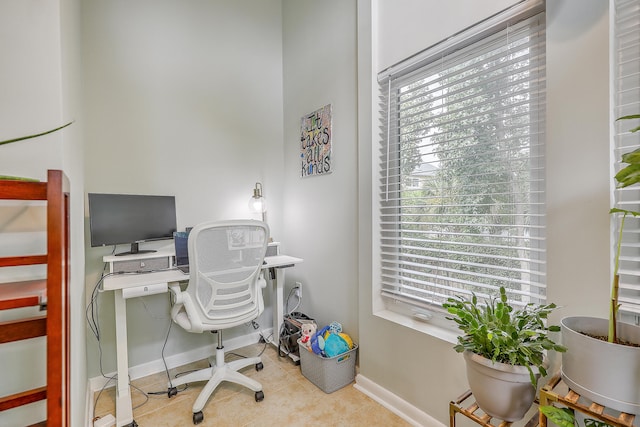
[88,193,177,256]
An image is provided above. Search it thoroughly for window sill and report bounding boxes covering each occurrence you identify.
[373,308,459,345]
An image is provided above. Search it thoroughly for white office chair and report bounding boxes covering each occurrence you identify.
[167,220,269,425]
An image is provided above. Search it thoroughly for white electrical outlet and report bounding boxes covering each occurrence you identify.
[294,281,302,299]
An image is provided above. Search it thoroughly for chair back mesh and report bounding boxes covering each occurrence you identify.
[186,221,269,328]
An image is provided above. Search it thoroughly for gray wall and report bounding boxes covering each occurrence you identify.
[82,0,285,376]
[281,0,359,340]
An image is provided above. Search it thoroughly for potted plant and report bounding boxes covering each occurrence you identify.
[443,286,566,422]
[560,114,640,415]
[0,122,72,181]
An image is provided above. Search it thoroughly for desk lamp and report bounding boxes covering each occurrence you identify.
[249,182,267,223]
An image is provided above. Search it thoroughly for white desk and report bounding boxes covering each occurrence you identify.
[101,253,302,427]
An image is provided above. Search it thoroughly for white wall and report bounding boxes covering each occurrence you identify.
[376,0,516,71]
[281,0,359,338]
[60,0,87,425]
[357,0,611,425]
[0,1,64,180]
[0,0,85,425]
[81,0,285,377]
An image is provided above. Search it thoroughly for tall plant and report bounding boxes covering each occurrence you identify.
[610,114,640,343]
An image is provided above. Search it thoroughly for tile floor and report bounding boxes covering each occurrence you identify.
[92,343,412,426]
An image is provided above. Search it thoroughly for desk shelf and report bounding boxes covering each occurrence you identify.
[449,389,539,427]
[539,374,636,427]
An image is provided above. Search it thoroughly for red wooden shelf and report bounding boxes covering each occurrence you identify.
[0,280,47,310]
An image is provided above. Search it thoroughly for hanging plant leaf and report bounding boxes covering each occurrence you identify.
[0,121,74,182]
[0,121,73,146]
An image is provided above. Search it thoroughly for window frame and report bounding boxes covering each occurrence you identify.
[372,0,547,337]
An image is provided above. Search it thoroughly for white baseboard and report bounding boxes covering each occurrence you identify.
[86,329,270,426]
[354,374,445,427]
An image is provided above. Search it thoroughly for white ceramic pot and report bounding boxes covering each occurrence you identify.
[561,316,640,415]
[463,351,539,422]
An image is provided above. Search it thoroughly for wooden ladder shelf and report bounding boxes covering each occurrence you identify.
[449,389,539,427]
[0,170,70,426]
[539,374,636,427]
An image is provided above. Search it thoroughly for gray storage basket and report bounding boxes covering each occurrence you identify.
[297,338,358,393]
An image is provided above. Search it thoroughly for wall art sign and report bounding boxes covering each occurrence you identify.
[300,104,332,178]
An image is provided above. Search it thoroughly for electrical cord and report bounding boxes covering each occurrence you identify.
[86,262,120,379]
[285,285,301,315]
[92,373,117,421]
[88,252,182,414]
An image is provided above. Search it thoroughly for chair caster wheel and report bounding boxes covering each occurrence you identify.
[193,411,204,424]
[255,362,264,371]
[167,387,177,398]
[255,390,264,402]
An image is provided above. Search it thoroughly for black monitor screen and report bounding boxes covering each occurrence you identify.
[88,193,177,256]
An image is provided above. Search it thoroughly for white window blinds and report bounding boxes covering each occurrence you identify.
[614,0,640,317]
[377,2,546,309]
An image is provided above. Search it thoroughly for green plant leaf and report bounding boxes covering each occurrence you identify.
[616,114,640,130]
[616,114,640,120]
[610,207,640,217]
[0,121,73,146]
[539,406,575,427]
[0,175,39,182]
[615,163,640,188]
[621,148,640,164]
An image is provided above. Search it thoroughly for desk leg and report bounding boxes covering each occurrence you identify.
[114,289,135,427]
[269,268,284,345]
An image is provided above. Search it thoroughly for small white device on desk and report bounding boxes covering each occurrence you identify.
[100,250,302,427]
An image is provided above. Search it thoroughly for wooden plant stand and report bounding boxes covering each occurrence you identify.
[449,389,539,427]
[539,373,636,427]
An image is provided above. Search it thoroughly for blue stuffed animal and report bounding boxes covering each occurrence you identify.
[324,333,350,357]
[310,325,330,356]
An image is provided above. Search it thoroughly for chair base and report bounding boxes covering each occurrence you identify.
[168,346,264,414]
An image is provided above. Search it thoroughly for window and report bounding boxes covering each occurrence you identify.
[376,1,546,319]
[613,0,640,320]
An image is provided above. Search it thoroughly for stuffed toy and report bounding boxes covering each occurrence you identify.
[324,333,350,357]
[310,325,331,356]
[328,321,342,335]
[299,321,317,351]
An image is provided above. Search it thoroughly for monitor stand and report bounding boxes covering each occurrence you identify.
[115,242,157,256]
